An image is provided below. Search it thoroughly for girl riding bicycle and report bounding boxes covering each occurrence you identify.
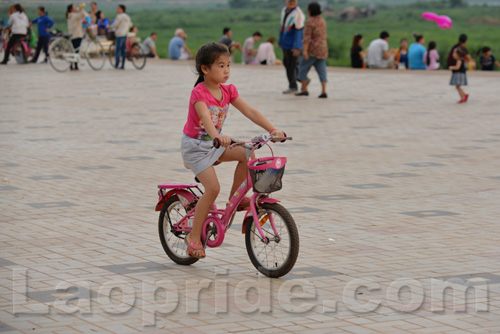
[181,42,284,259]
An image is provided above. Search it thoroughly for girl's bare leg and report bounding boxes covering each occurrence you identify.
[188,166,220,257]
[456,85,465,100]
[219,146,249,200]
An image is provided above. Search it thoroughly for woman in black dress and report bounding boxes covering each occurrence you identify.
[350,34,365,68]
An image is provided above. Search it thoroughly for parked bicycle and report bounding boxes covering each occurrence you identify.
[48,27,105,72]
[156,134,299,278]
[107,39,146,70]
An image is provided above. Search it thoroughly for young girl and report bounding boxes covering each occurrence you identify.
[181,43,285,258]
[449,46,469,103]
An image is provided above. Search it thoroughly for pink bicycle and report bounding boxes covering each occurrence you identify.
[156,134,299,278]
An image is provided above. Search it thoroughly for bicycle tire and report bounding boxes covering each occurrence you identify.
[130,43,146,70]
[108,44,116,68]
[159,195,199,266]
[12,40,27,64]
[48,37,72,72]
[85,39,105,71]
[245,203,299,278]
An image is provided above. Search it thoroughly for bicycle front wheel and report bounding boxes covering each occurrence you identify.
[12,40,27,64]
[130,43,146,70]
[85,39,105,70]
[108,44,116,67]
[245,203,299,278]
[159,195,199,266]
[49,38,72,72]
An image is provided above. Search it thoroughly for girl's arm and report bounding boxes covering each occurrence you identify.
[449,59,461,70]
[194,101,231,147]
[232,97,284,137]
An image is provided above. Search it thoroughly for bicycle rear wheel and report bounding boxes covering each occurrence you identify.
[49,37,72,72]
[159,195,199,266]
[108,44,116,67]
[85,39,105,70]
[130,43,146,70]
[245,203,299,278]
[12,40,27,64]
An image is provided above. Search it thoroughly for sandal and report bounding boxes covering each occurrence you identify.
[237,196,251,211]
[184,234,206,259]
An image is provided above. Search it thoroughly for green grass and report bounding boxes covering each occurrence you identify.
[3,3,499,70]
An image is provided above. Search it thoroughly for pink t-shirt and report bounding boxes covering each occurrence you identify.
[183,83,239,140]
[424,49,440,70]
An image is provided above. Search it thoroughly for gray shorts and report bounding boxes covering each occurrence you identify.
[180,133,226,176]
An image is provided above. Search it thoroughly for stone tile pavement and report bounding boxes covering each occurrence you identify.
[1,60,500,333]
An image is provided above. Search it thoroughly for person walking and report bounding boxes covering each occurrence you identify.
[110,4,132,69]
[66,4,88,70]
[279,0,305,94]
[1,4,29,65]
[29,7,54,64]
[295,2,328,98]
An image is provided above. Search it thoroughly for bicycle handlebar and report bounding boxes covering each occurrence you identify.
[212,133,291,149]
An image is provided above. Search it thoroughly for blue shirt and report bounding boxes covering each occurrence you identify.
[408,43,426,70]
[168,36,184,60]
[98,18,110,31]
[31,14,54,38]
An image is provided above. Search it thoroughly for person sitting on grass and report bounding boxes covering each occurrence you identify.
[142,32,159,59]
[218,27,241,56]
[168,28,193,60]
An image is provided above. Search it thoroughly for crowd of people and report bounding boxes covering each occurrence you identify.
[1,0,498,99]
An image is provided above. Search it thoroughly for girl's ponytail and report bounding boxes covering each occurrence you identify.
[194,74,204,87]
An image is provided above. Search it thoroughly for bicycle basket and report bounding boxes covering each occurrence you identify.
[248,157,286,194]
[87,24,98,39]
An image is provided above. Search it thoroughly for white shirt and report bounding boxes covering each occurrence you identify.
[367,38,389,67]
[8,11,29,35]
[256,42,276,65]
[111,13,132,37]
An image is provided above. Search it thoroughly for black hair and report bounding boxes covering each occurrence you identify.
[455,46,468,59]
[413,33,424,43]
[194,43,230,87]
[308,2,322,16]
[14,4,23,12]
[150,32,157,36]
[427,41,436,66]
[91,1,97,5]
[66,4,73,19]
[119,4,126,12]
[380,31,389,39]
[459,34,467,44]
[223,27,231,35]
[253,31,262,37]
[266,36,276,44]
[482,46,491,54]
[38,6,46,14]
[351,34,363,55]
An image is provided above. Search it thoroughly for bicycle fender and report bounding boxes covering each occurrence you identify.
[241,198,280,233]
[155,189,196,211]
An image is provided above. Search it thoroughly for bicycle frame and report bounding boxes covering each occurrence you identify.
[160,137,285,246]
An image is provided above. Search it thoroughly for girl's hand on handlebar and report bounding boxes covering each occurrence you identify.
[216,135,232,148]
[270,128,286,142]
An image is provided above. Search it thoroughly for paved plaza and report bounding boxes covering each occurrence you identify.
[1,60,500,333]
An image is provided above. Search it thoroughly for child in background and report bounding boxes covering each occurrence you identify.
[479,46,500,71]
[424,41,439,70]
[180,43,285,258]
[449,46,469,103]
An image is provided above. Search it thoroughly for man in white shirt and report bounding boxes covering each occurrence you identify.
[367,31,394,69]
[111,4,132,69]
[242,31,262,64]
[1,4,29,64]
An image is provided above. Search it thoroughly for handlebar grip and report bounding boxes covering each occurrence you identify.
[213,137,221,149]
[280,131,287,143]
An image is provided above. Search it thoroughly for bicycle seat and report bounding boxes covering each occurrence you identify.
[158,183,198,189]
